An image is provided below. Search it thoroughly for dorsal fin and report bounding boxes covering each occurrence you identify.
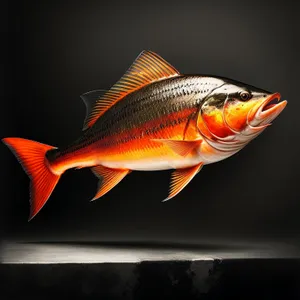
[82,50,181,130]
[80,89,107,130]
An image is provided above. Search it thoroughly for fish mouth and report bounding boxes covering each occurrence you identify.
[249,92,287,127]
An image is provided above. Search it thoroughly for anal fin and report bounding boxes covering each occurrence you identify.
[163,162,203,202]
[91,165,130,201]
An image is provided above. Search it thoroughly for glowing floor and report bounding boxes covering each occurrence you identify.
[2,240,300,263]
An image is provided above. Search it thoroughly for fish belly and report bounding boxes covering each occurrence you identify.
[94,139,235,171]
[100,155,203,171]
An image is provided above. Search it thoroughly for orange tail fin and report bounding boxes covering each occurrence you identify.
[2,137,60,221]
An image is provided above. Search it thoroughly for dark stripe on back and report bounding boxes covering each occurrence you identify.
[59,76,203,155]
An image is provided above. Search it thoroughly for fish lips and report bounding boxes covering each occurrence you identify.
[248,92,287,127]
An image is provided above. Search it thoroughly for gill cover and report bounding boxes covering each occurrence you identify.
[198,83,274,140]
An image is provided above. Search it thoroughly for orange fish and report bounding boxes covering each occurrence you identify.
[2,50,287,220]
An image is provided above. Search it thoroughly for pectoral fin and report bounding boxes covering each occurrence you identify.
[163,162,203,202]
[91,166,130,201]
[151,139,202,156]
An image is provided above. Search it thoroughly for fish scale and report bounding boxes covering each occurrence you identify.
[73,77,201,148]
[2,50,287,220]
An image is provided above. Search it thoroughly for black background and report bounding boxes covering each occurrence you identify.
[1,0,299,246]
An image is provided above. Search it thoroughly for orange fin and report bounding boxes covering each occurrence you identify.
[83,50,180,130]
[163,163,203,202]
[91,165,130,201]
[2,137,60,221]
[151,139,202,156]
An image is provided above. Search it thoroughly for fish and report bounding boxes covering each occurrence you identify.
[2,50,287,221]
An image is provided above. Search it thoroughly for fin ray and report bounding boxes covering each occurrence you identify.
[2,137,60,220]
[91,165,130,200]
[83,50,180,130]
[163,163,203,202]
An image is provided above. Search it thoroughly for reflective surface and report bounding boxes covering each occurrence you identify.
[2,240,300,263]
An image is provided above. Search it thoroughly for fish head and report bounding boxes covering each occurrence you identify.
[198,80,287,141]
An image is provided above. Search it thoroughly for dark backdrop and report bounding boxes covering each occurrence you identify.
[1,0,299,245]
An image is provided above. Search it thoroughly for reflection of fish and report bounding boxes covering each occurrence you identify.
[2,50,287,220]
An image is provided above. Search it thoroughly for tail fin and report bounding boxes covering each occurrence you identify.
[2,137,60,221]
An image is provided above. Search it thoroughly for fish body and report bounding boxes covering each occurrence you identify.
[51,75,223,172]
[2,51,287,220]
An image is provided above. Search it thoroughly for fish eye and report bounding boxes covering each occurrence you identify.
[239,91,252,101]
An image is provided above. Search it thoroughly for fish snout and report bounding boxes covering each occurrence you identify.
[249,92,287,127]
